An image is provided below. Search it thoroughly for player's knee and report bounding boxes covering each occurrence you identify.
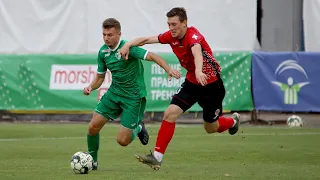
[204,126,219,134]
[204,122,219,134]
[116,136,130,147]
[88,122,101,136]
[117,126,133,146]
[163,110,175,123]
[163,106,182,122]
[88,113,107,136]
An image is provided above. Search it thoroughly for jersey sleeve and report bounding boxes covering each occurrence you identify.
[158,31,172,44]
[187,31,204,48]
[129,46,148,60]
[97,51,107,74]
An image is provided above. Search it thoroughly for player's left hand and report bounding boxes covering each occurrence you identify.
[168,69,181,80]
[119,44,130,60]
[195,70,208,86]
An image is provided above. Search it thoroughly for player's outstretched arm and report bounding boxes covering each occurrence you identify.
[120,36,159,60]
[145,52,181,80]
[83,73,105,95]
[129,36,159,46]
[191,44,208,86]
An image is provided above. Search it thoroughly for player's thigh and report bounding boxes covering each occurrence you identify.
[198,78,225,123]
[120,97,146,130]
[170,80,198,113]
[95,92,122,121]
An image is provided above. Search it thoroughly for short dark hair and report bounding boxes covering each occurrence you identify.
[166,7,187,22]
[102,18,121,31]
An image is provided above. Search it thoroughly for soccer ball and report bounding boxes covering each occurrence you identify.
[70,152,93,174]
[286,115,303,127]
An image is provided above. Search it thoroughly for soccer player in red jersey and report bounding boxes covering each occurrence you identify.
[120,7,240,170]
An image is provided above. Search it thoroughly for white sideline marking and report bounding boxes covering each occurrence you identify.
[0,132,319,142]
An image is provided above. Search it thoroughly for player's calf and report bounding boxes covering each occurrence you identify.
[87,113,108,168]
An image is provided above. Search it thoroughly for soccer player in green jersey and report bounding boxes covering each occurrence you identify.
[83,18,181,170]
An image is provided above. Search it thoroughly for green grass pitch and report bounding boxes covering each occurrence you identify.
[0,123,319,180]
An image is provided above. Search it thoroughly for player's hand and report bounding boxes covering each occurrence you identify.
[119,44,130,60]
[195,70,208,86]
[83,86,92,96]
[168,69,182,80]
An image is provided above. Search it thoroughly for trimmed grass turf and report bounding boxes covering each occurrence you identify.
[0,123,319,180]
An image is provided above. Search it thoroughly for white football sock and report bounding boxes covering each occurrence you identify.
[139,125,142,132]
[232,119,237,127]
[153,151,163,162]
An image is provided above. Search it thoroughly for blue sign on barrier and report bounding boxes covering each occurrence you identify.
[252,52,320,112]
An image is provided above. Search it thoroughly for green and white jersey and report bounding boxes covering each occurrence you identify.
[97,40,148,98]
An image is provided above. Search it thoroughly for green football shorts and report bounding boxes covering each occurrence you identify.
[95,91,146,130]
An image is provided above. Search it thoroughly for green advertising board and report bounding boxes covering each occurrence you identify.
[0,52,253,112]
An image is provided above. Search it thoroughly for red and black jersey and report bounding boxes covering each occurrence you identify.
[158,26,221,85]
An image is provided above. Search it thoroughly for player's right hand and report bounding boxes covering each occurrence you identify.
[83,86,92,96]
[119,44,130,60]
[195,70,208,86]
[168,69,182,80]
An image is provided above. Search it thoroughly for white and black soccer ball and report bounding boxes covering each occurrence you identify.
[287,115,303,127]
[70,152,93,174]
